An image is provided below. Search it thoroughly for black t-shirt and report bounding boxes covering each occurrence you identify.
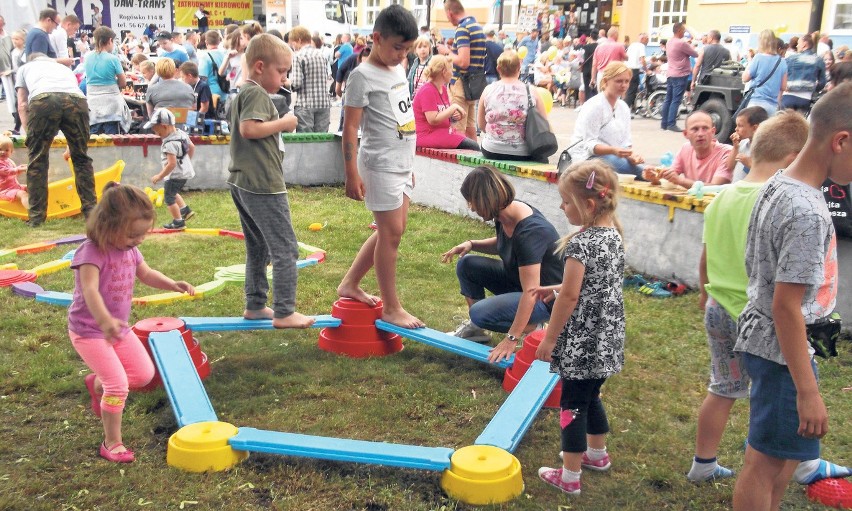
[496,203,565,290]
[582,43,598,73]
[698,44,731,82]
[336,52,360,83]
[484,40,504,77]
[191,77,213,113]
[67,37,79,60]
[823,179,852,238]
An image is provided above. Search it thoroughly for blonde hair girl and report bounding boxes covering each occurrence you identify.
[531,160,625,496]
[71,182,195,463]
[407,36,433,96]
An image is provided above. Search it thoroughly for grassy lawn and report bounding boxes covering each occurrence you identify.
[0,186,849,511]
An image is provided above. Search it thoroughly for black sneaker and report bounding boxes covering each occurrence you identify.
[163,219,186,230]
[180,207,196,221]
[25,219,44,228]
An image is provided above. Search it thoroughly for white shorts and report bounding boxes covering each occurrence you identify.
[359,162,414,212]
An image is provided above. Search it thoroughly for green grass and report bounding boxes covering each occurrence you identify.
[0,187,849,510]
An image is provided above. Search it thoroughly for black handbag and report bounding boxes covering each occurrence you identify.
[524,85,558,159]
[460,70,487,100]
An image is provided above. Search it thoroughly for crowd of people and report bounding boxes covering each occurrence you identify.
[0,3,851,509]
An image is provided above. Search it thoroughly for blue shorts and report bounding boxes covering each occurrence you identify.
[743,352,820,461]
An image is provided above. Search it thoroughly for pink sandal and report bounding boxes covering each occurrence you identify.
[84,374,102,418]
[100,442,135,463]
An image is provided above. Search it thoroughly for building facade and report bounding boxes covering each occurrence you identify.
[349,0,851,48]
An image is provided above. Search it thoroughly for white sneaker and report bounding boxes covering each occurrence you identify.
[447,319,491,343]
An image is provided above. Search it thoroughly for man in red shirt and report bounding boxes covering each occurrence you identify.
[590,27,627,89]
[660,22,697,131]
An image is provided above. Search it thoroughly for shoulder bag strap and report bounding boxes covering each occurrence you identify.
[754,55,782,89]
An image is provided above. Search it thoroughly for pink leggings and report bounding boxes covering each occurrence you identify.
[70,330,155,414]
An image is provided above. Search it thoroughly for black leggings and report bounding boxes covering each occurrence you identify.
[480,147,549,164]
[456,137,480,150]
[560,377,610,453]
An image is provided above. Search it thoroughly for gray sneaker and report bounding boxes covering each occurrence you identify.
[447,320,491,343]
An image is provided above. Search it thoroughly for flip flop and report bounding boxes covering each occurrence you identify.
[638,282,673,298]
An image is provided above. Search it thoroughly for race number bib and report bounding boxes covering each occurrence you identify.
[388,81,415,141]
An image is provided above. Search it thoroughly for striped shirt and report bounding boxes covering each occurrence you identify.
[451,16,486,85]
[291,46,331,109]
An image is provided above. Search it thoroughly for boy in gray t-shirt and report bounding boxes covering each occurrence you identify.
[731,83,852,511]
[147,108,196,230]
[337,5,423,329]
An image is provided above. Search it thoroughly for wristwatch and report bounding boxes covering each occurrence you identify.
[507,334,521,342]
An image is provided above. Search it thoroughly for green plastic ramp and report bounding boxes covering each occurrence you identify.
[148,330,218,428]
[229,427,454,470]
[374,320,514,369]
[474,360,559,453]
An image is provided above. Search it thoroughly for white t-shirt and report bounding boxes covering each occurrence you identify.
[343,61,415,172]
[626,42,646,69]
[50,29,69,59]
[568,92,632,162]
[15,57,84,100]
[161,129,195,181]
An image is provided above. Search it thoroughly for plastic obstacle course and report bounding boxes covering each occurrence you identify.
[138,298,560,506]
[0,232,326,308]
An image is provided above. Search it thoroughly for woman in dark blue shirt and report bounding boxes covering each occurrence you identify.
[442,165,564,363]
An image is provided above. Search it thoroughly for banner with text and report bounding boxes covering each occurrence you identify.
[174,0,253,30]
[51,0,173,34]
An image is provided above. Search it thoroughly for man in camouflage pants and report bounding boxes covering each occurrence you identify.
[15,54,95,226]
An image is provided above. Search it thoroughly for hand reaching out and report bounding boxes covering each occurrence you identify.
[174,281,195,296]
[441,241,472,263]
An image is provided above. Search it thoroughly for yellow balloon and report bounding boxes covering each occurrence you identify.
[774,24,788,35]
[537,87,553,114]
[518,46,528,59]
[547,46,558,61]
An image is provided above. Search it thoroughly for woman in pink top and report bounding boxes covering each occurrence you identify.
[69,183,195,463]
[413,56,479,150]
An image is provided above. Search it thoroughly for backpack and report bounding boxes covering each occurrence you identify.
[207,52,230,93]
[175,135,190,165]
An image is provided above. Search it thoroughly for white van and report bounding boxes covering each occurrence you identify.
[266,0,352,39]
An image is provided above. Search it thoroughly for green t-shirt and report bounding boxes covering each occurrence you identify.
[702,180,763,319]
[227,81,287,194]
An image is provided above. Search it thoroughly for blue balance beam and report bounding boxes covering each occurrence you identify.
[35,291,73,307]
[148,330,218,428]
[374,320,514,369]
[229,427,454,471]
[180,315,342,332]
[474,360,559,453]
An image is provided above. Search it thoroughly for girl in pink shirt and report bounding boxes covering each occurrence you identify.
[0,136,28,209]
[69,183,195,463]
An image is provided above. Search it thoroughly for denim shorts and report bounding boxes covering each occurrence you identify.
[743,352,820,461]
[163,179,187,206]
